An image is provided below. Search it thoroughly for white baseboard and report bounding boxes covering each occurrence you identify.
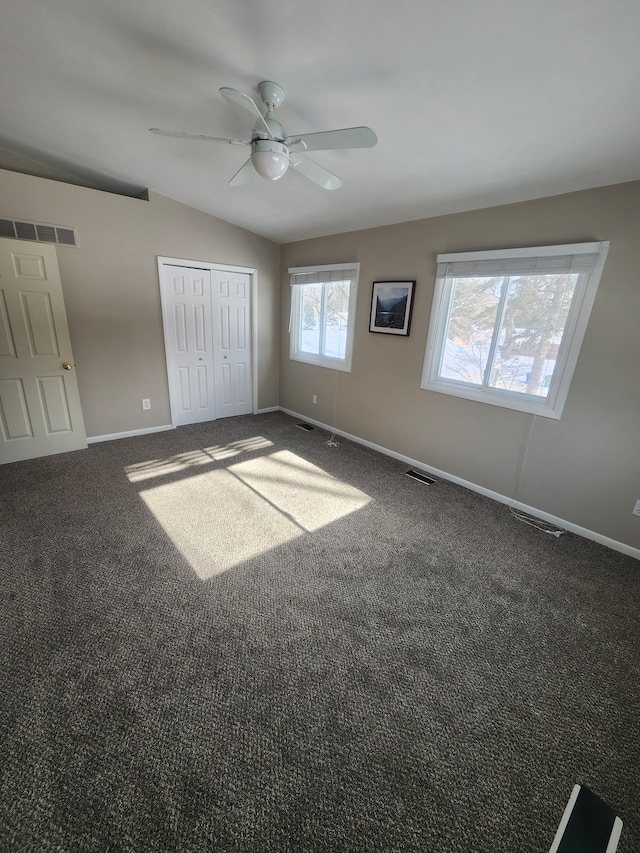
[280,407,640,562]
[88,409,278,443]
[87,424,173,444]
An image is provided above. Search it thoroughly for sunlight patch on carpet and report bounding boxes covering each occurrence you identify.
[124,436,274,483]
[131,449,370,580]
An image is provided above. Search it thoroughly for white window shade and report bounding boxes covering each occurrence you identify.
[289,264,360,286]
[437,242,604,279]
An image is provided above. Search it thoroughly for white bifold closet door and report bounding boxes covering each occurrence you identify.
[160,264,252,426]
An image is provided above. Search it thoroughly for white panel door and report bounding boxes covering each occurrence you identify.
[212,270,252,418]
[0,239,86,464]
[160,266,216,426]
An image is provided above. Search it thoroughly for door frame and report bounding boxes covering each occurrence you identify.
[157,256,258,425]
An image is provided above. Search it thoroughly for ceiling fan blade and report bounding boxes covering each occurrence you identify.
[287,126,377,153]
[219,87,274,139]
[289,154,342,190]
[228,158,255,187]
[149,128,249,145]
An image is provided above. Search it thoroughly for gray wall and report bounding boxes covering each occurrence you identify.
[0,169,281,438]
[280,181,640,552]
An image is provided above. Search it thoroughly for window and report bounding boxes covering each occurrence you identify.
[289,263,359,371]
[421,241,610,418]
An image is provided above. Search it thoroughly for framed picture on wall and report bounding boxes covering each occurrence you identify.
[369,280,415,336]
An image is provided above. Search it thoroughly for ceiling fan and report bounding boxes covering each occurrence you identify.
[149,80,377,190]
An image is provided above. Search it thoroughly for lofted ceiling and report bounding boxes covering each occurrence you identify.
[1,0,639,244]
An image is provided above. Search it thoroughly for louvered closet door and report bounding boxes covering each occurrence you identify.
[0,239,86,463]
[212,270,252,418]
[161,267,216,426]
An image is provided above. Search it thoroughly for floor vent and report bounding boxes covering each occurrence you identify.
[0,217,78,247]
[295,423,314,431]
[406,469,436,485]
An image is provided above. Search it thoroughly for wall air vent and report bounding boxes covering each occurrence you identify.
[0,217,78,247]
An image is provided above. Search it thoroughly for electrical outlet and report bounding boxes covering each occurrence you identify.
[141,398,151,410]
[312,395,317,404]
[633,499,640,517]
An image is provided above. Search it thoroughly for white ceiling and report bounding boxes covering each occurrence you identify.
[1,0,639,244]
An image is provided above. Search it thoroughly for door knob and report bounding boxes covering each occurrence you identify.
[62,362,73,370]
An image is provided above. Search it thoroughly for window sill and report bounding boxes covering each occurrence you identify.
[291,352,352,373]
[419,378,563,419]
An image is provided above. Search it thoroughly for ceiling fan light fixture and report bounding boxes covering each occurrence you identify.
[251,139,289,180]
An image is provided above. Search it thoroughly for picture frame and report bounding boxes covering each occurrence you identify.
[369,280,415,336]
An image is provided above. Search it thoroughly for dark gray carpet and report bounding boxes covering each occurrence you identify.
[1,411,638,852]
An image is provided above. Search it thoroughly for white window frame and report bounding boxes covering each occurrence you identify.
[289,262,359,372]
[420,241,610,419]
